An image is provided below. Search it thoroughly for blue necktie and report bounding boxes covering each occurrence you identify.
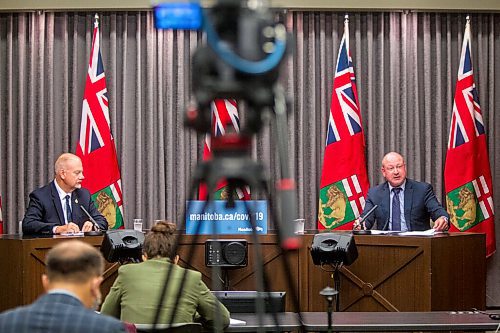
[392,188,402,231]
[65,195,72,224]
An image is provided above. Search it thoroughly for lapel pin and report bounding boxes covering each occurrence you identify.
[75,198,79,204]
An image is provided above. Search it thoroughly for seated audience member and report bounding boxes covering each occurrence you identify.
[101,221,230,329]
[22,152,108,235]
[0,240,127,333]
[355,152,449,231]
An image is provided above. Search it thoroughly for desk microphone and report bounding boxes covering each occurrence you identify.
[80,205,103,236]
[353,205,378,235]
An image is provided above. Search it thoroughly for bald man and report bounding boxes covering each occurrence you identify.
[355,152,449,232]
[22,153,108,235]
[0,240,127,333]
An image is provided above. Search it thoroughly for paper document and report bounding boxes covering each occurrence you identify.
[230,318,247,326]
[370,230,400,235]
[58,231,85,237]
[398,229,436,236]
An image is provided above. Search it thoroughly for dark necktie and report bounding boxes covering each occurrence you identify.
[65,195,72,224]
[392,188,402,231]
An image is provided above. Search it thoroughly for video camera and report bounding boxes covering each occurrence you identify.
[154,0,290,135]
[150,3,301,330]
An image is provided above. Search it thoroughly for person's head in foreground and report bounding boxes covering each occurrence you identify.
[44,240,104,310]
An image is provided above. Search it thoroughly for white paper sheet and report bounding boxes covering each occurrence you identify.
[230,318,247,326]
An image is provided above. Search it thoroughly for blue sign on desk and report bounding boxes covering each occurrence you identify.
[185,200,268,235]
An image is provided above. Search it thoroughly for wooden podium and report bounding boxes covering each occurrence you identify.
[176,232,485,312]
[301,233,486,312]
[0,232,485,313]
[175,234,300,312]
[0,234,120,312]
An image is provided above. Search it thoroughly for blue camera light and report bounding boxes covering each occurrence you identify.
[153,2,203,30]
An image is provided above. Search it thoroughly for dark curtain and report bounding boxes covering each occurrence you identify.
[0,10,498,305]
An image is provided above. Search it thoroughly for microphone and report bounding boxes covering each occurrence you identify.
[353,204,378,235]
[80,205,103,236]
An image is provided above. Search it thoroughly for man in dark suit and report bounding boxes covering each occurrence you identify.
[355,152,449,231]
[22,153,107,235]
[0,240,127,333]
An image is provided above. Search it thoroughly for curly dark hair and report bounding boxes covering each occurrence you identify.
[142,221,176,259]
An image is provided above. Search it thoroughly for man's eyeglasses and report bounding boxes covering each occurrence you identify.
[384,164,405,172]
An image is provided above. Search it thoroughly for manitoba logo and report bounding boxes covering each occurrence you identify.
[93,185,124,229]
[318,175,365,229]
[446,176,494,231]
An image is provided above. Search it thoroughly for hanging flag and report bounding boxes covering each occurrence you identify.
[444,17,495,257]
[76,14,124,229]
[317,15,370,230]
[198,99,250,200]
[0,196,3,234]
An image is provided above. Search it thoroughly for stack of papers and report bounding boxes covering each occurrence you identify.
[230,318,247,326]
[58,231,85,237]
[370,229,440,236]
[398,229,436,236]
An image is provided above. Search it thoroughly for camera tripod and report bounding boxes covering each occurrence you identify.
[150,88,304,333]
[149,1,301,330]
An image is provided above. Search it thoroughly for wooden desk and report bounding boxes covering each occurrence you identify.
[0,232,486,314]
[300,233,486,312]
[172,232,486,313]
[130,311,500,332]
[226,312,300,332]
[299,311,500,331]
[0,234,120,312]
[175,234,300,313]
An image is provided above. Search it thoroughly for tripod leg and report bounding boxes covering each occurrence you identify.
[334,267,341,312]
[262,182,305,330]
[152,173,227,332]
[273,85,301,251]
[242,197,280,331]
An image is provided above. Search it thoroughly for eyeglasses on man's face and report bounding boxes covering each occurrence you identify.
[384,164,405,173]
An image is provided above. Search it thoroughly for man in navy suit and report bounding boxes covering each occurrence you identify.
[355,152,449,231]
[22,153,107,235]
[0,240,127,333]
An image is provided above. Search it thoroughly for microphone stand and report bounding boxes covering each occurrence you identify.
[320,285,338,333]
[352,204,378,235]
[380,218,390,231]
[80,205,104,236]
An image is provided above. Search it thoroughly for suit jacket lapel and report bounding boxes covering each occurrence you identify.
[404,180,413,231]
[72,191,79,221]
[381,183,390,228]
[50,181,65,225]
[71,191,83,226]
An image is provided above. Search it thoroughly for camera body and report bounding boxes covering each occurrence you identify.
[154,0,290,135]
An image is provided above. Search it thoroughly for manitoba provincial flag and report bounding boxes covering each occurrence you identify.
[198,99,250,200]
[76,15,124,229]
[444,18,495,257]
[318,15,369,230]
